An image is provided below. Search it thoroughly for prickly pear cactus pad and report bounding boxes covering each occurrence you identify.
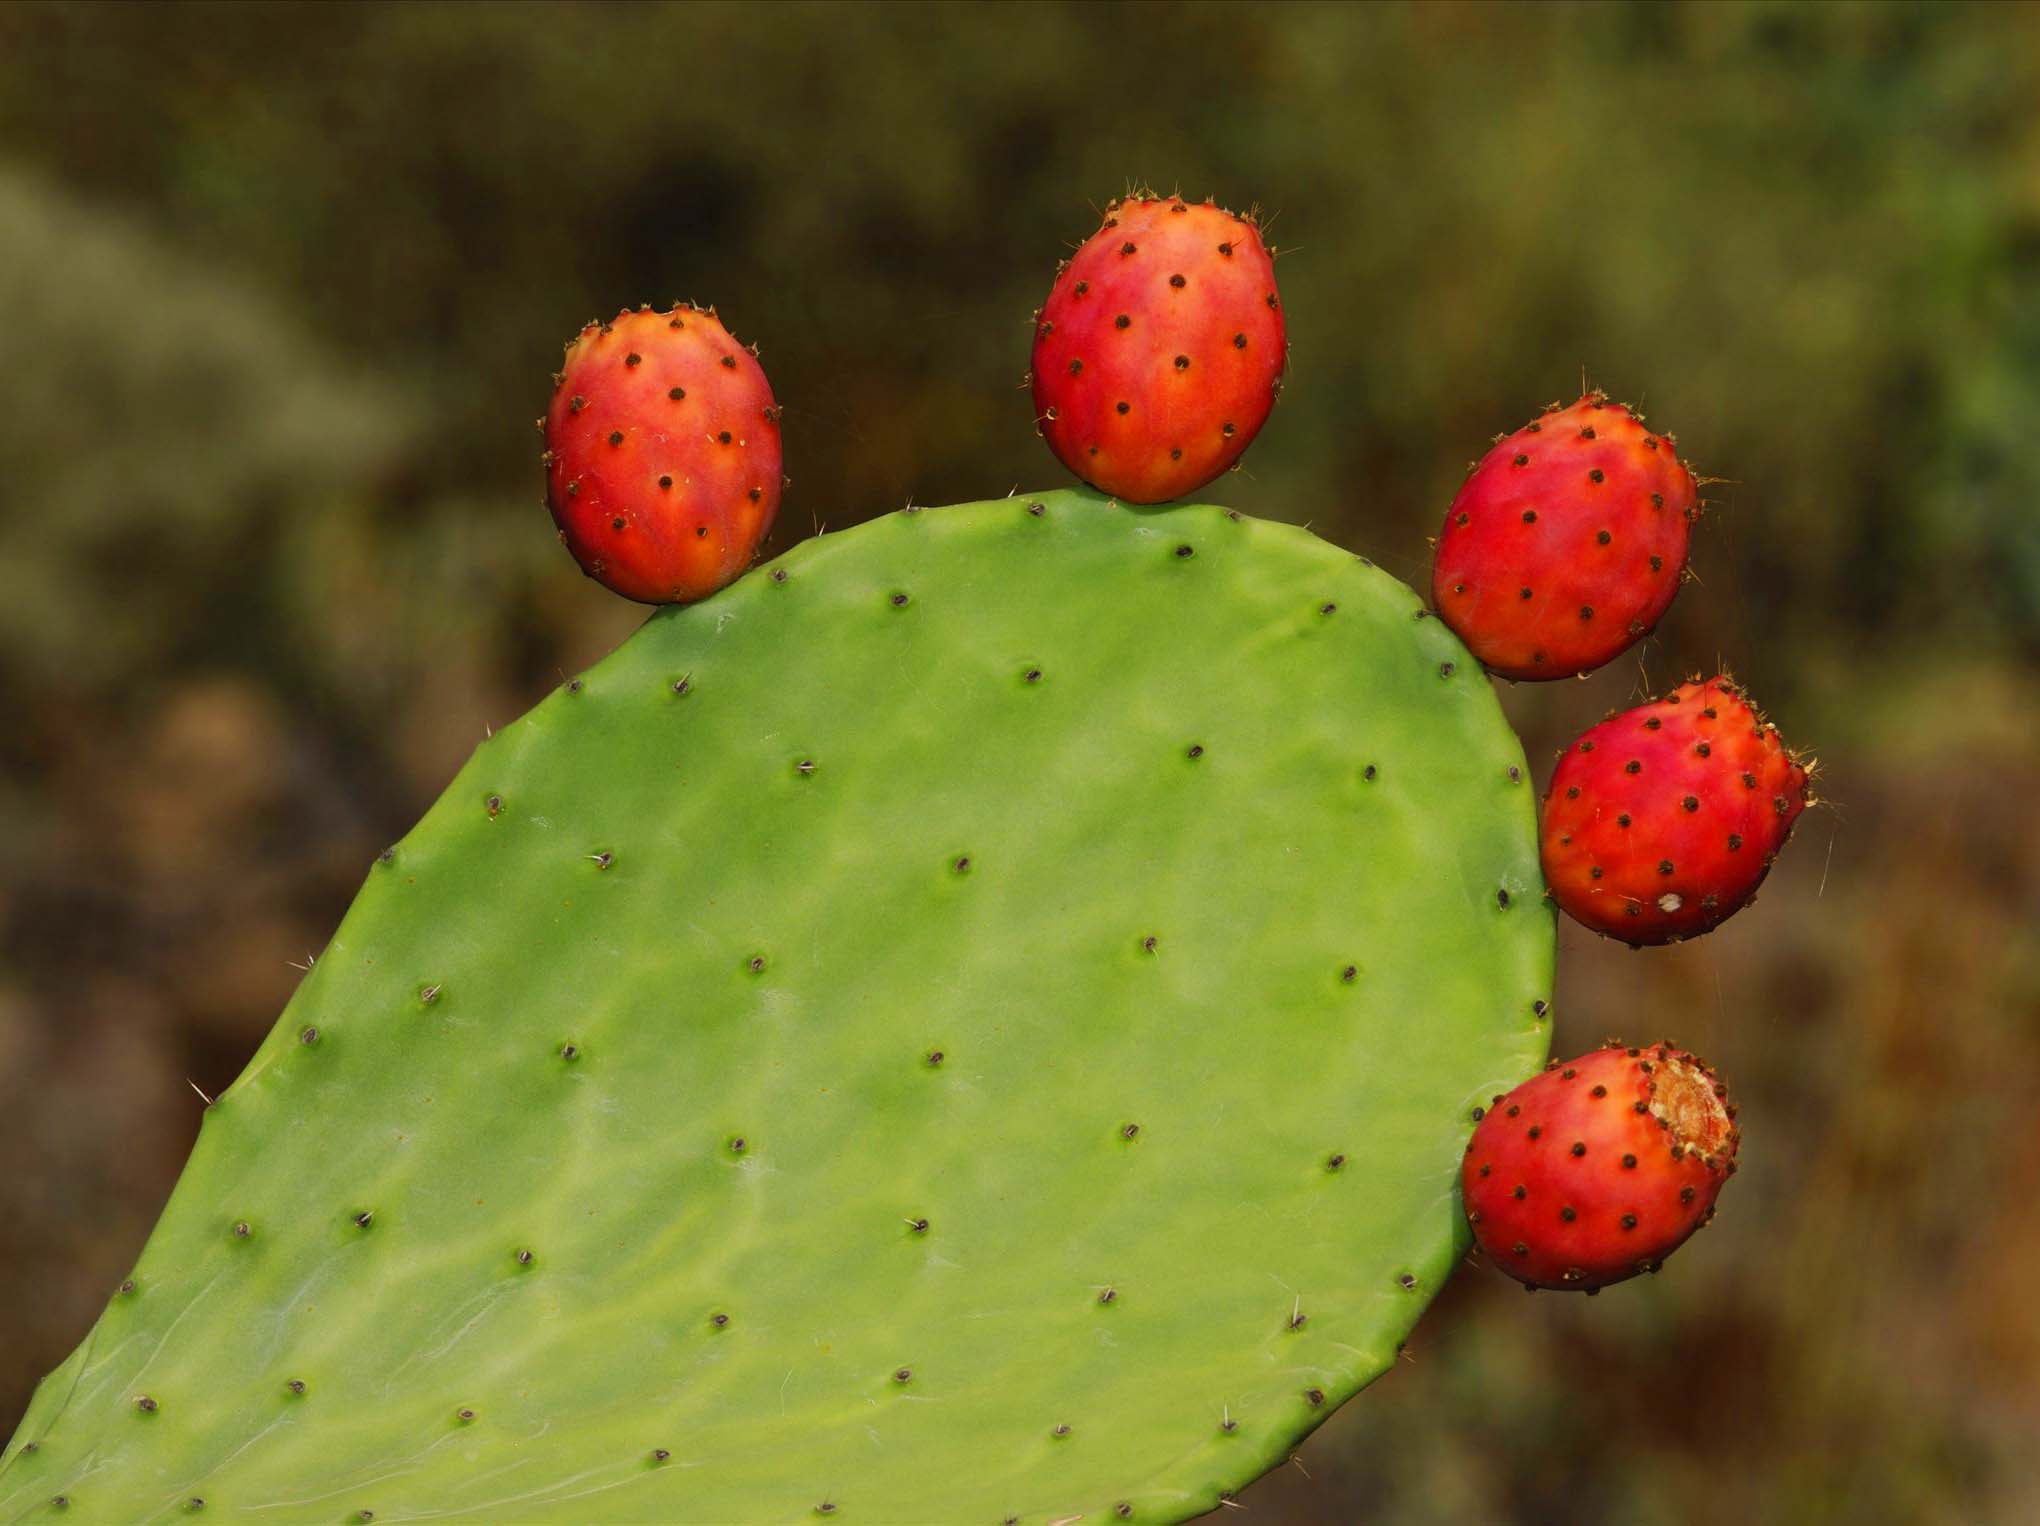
[2,491,1551,1524]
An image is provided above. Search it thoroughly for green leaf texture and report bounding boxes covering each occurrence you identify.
[3,492,1551,1523]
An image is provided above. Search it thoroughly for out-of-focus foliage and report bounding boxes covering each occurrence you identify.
[0,3,2035,1521]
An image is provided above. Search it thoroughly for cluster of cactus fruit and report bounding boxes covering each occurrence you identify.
[1,191,1812,1521]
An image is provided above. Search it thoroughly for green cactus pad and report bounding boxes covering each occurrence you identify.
[2,491,1551,1524]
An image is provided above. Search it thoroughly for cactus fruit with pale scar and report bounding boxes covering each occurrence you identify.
[1030,195,1285,504]
[1541,676,1811,944]
[545,303,781,603]
[1432,392,1699,680]
[1461,1041,1738,1291]
[0,492,1550,1523]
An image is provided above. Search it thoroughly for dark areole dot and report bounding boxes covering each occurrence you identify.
[608,431,623,446]
[1115,314,1131,329]
[1175,543,1194,558]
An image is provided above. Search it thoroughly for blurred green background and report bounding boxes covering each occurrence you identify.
[2,2,2036,1520]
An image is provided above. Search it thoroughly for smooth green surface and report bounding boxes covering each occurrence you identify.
[2,492,1551,1523]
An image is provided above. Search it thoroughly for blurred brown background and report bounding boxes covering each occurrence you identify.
[2,2,2037,1521]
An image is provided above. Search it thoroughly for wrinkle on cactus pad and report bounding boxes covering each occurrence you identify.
[0,492,1551,1524]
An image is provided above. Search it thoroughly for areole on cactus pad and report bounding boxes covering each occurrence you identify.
[1,493,1550,1523]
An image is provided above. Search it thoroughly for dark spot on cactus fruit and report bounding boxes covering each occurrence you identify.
[1075,280,1090,295]
[1681,1184,1697,1202]
[1398,1272,1417,1289]
[1170,273,1187,289]
[817,1503,836,1516]
[1580,605,1595,620]
[1527,1125,1542,1140]
[1588,469,1605,484]
[1175,543,1194,558]
[1442,661,1457,678]
[720,354,736,369]
[1533,997,1550,1016]
[457,1407,476,1423]
[569,396,585,413]
[652,1449,671,1463]
[668,386,685,401]
[1233,332,1247,349]
[1120,241,1137,255]
[1068,358,1083,374]
[1571,1141,1587,1157]
[1560,1206,1577,1222]
[1287,1307,1307,1331]
[657,474,672,489]
[1743,771,1758,788]
[1328,1151,1348,1171]
[1645,717,1663,731]
[50,1498,68,1511]
[1118,1505,1133,1519]
[1683,795,1701,812]
[567,678,583,694]
[607,431,624,447]
[1623,759,1643,775]
[1115,313,1131,329]
[1117,401,1130,415]
[1363,764,1377,781]
[287,1377,308,1394]
[1590,866,1604,879]
[376,846,394,865]
[1266,291,1280,308]
[1696,741,1712,757]
[891,592,909,607]
[353,1210,374,1229]
[1098,1285,1119,1306]
[716,430,732,445]
[908,1217,930,1234]
[1561,1068,1576,1080]
[1305,1388,1326,1406]
[1037,321,1052,339]
[1634,1100,1650,1114]
[566,481,579,498]
[711,1312,730,1328]
[135,1395,157,1413]
[1597,528,1613,545]
[1496,886,1510,908]
[1026,500,1046,517]
[1053,1423,1072,1438]
[1224,421,1238,437]
[187,1499,204,1512]
[1512,1184,1526,1199]
[1174,353,1190,370]
[795,758,815,775]
[1122,1121,1143,1142]
[1523,510,1538,523]
[1651,492,1665,508]
[1580,426,1596,440]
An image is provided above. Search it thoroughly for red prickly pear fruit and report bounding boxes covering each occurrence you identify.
[1431,391,1699,679]
[544,303,782,603]
[1030,194,1285,504]
[1542,675,1811,944]
[1463,1041,1738,1292]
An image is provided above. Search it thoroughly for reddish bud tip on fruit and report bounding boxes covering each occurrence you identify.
[543,305,781,603]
